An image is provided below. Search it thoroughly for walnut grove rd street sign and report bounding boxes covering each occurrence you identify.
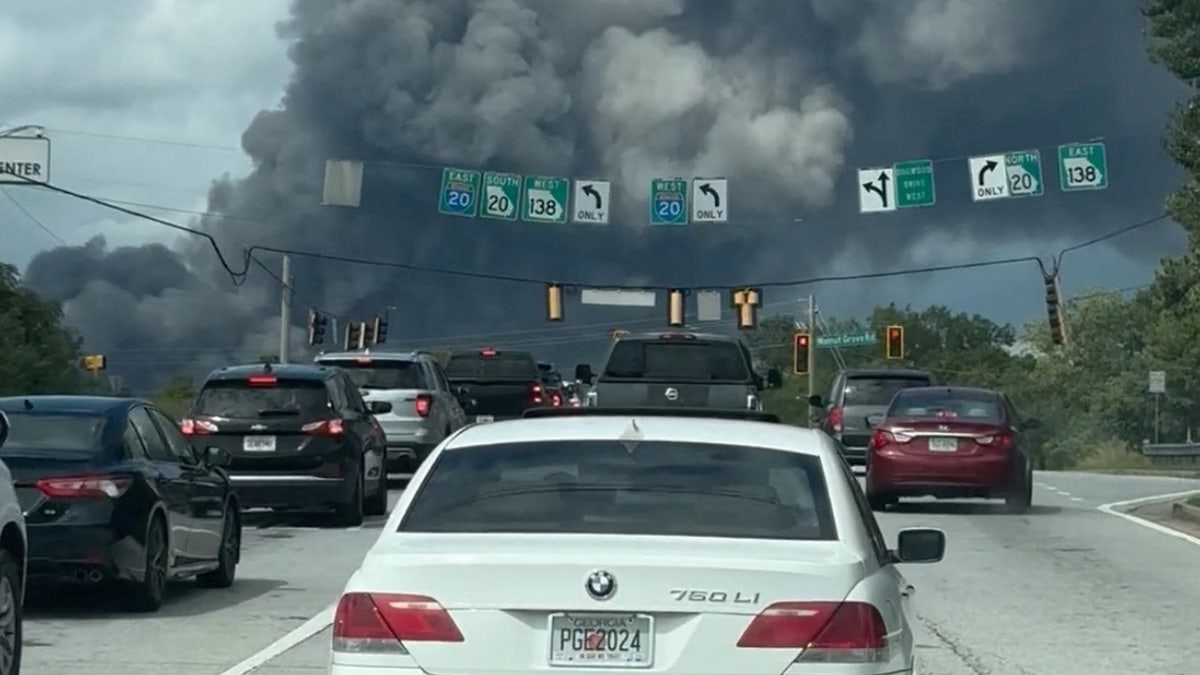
[816,332,878,348]
[521,175,570,223]
[437,168,480,217]
[481,171,522,220]
[1058,142,1108,192]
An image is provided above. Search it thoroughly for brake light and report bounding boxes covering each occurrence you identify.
[248,375,277,387]
[976,433,1014,450]
[480,348,498,357]
[37,474,133,500]
[737,601,888,663]
[180,418,218,435]
[356,357,372,364]
[871,429,913,447]
[302,419,345,435]
[332,592,464,653]
[531,382,543,405]
[828,407,844,432]
[415,394,433,417]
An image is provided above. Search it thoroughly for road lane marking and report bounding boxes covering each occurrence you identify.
[217,601,337,675]
[1098,489,1200,548]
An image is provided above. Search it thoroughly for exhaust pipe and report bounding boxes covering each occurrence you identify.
[74,570,87,581]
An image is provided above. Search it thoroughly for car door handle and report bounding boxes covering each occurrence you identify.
[901,585,915,598]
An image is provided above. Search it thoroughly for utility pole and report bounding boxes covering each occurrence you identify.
[806,294,817,428]
[278,255,292,363]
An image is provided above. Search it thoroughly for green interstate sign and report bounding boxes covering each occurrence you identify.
[816,332,878,348]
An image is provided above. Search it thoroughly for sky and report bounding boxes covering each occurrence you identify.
[0,0,1193,390]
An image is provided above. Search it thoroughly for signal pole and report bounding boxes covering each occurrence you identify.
[806,294,816,427]
[278,255,292,363]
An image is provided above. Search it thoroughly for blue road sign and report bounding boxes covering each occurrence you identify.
[650,178,689,226]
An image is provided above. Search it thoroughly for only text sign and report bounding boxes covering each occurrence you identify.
[692,178,728,222]
[522,175,570,223]
[1058,142,1108,192]
[0,136,51,185]
[572,179,610,224]
[968,154,1008,201]
[438,168,480,217]
[481,171,522,220]
[1004,150,1044,197]
[894,159,936,208]
[650,178,689,225]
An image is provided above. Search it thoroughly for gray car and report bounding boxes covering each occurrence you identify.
[315,350,467,472]
[810,368,935,465]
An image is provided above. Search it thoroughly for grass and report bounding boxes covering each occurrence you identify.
[1188,496,1200,509]
[1067,442,1200,478]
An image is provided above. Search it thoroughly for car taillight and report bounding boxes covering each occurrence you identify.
[248,375,277,387]
[332,592,464,653]
[415,394,432,417]
[976,433,1014,450]
[828,407,844,432]
[180,418,218,435]
[302,419,345,436]
[530,382,543,405]
[37,474,133,500]
[870,429,913,447]
[737,601,888,663]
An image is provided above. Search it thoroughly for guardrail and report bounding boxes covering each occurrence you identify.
[1141,442,1200,466]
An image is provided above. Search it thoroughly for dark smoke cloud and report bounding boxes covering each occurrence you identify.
[22,0,1190,390]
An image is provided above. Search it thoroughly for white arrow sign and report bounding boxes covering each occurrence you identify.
[572,179,610,224]
[968,154,1008,201]
[692,178,728,222]
[857,167,895,213]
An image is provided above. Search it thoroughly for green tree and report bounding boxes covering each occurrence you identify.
[0,263,85,395]
[151,376,197,419]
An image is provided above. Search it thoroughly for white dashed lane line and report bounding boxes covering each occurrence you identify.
[1034,481,1084,502]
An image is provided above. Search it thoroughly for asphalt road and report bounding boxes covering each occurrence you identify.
[18,470,1200,674]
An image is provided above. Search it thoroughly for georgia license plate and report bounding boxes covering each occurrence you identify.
[243,435,276,452]
[928,436,958,452]
[474,415,494,423]
[548,613,652,668]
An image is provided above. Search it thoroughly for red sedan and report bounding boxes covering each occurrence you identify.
[864,386,1037,513]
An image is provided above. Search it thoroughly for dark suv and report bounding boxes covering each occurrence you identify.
[809,367,935,465]
[181,363,391,525]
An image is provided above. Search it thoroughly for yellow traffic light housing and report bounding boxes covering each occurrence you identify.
[793,333,810,375]
[372,315,388,344]
[307,309,328,346]
[546,284,564,322]
[885,325,904,360]
[732,288,761,330]
[81,354,107,372]
[667,289,685,327]
[1045,275,1067,346]
[345,322,364,350]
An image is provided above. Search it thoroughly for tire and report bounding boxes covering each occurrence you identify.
[124,514,168,613]
[0,550,22,675]
[197,505,239,588]
[364,462,388,517]
[335,471,365,527]
[1004,470,1033,514]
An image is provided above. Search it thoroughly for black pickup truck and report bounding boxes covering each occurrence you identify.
[444,348,553,422]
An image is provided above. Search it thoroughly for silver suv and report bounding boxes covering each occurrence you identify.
[315,350,467,473]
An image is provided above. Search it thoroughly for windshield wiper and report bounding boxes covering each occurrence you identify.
[257,408,300,417]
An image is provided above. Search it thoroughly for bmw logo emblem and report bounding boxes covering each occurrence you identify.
[585,570,616,601]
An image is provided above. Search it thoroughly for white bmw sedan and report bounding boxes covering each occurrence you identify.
[329,408,944,675]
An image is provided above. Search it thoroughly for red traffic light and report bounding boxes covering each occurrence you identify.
[889,328,900,339]
[797,335,809,346]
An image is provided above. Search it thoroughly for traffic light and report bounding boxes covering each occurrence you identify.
[1045,275,1067,346]
[732,288,761,330]
[307,309,328,346]
[667,289,685,327]
[362,319,376,345]
[793,333,810,375]
[345,322,364,350]
[372,315,388,344]
[81,354,107,372]
[546,283,564,321]
[885,325,904,360]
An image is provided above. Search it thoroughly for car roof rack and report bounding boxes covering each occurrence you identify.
[521,406,780,423]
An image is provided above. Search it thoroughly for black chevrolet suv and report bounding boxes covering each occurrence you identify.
[180,363,391,526]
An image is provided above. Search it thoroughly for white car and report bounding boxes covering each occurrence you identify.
[329,408,944,675]
[0,411,26,675]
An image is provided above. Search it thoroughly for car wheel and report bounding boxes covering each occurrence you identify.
[364,461,388,517]
[1004,470,1033,514]
[197,506,239,588]
[124,514,168,613]
[0,550,22,675]
[336,471,365,527]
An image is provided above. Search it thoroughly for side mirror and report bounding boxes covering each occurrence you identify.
[807,394,823,407]
[368,400,393,415]
[1023,417,1042,430]
[766,368,783,389]
[461,398,478,414]
[892,528,945,564]
[0,410,9,448]
[751,372,764,390]
[574,364,595,385]
[204,446,233,469]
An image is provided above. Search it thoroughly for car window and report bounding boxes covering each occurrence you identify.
[444,351,539,379]
[319,358,428,390]
[888,389,1005,423]
[129,407,174,462]
[0,411,106,455]
[842,375,932,406]
[147,408,196,464]
[603,340,750,381]
[430,364,452,392]
[401,440,837,541]
[123,423,148,460]
[193,378,331,419]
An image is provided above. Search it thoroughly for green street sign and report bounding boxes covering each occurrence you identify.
[816,332,878,348]
[437,168,480,218]
[1057,142,1108,192]
[650,178,689,225]
[1004,150,1044,197]
[894,160,935,208]
[481,171,522,220]
[521,175,570,223]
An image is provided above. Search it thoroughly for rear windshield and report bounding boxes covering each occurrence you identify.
[888,389,1006,423]
[445,352,538,379]
[0,412,106,454]
[603,340,750,381]
[401,440,836,541]
[319,359,427,390]
[193,379,331,418]
[841,375,932,406]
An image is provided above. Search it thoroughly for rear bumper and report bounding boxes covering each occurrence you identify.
[384,442,435,470]
[228,473,354,509]
[26,523,143,584]
[867,449,1016,496]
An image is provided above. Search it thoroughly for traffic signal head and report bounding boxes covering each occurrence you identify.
[732,288,761,330]
[373,315,388,344]
[546,284,564,322]
[793,332,810,375]
[345,321,364,350]
[885,325,904,360]
[667,289,685,327]
[1045,276,1065,346]
[307,309,328,346]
